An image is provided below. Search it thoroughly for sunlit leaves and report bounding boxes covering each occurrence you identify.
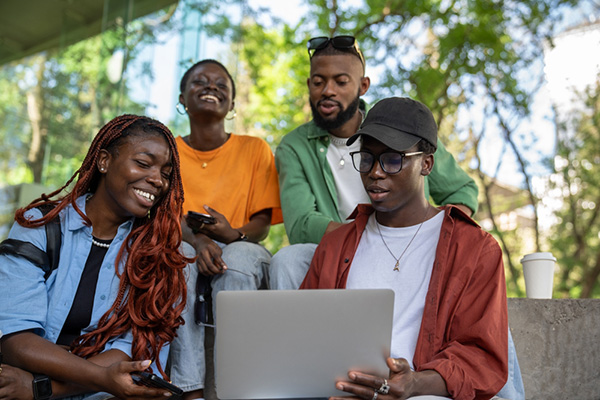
[549,79,600,297]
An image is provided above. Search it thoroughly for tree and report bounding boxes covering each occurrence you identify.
[208,0,585,291]
[549,79,600,298]
[3,0,596,296]
[0,7,177,188]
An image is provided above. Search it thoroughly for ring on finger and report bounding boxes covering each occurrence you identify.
[199,222,205,230]
[372,390,378,400]
[377,378,390,395]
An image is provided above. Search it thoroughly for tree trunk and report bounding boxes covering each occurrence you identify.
[26,55,47,183]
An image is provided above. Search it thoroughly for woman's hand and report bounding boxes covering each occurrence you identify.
[198,206,242,244]
[193,232,227,276]
[101,360,173,400]
[330,357,449,400]
[0,364,35,400]
[181,206,235,275]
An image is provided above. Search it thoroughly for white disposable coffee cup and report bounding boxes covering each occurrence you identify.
[520,252,557,299]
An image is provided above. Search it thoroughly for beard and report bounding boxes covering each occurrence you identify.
[310,90,361,131]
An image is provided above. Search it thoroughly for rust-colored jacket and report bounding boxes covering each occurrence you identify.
[301,204,508,400]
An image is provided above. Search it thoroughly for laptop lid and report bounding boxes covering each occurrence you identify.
[215,289,394,399]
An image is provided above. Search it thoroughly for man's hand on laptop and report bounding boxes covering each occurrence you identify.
[331,357,450,400]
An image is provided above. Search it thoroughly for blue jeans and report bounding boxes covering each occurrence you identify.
[269,243,317,290]
[168,241,271,393]
[497,330,525,399]
[64,393,113,400]
[270,243,524,399]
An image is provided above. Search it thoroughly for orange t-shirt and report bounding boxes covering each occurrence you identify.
[176,134,283,228]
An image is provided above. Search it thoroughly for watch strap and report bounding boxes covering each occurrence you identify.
[32,373,52,400]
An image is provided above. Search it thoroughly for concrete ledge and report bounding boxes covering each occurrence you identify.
[508,298,600,400]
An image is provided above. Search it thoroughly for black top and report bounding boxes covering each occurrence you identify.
[56,237,112,347]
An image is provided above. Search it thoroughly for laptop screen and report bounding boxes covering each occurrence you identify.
[215,289,394,399]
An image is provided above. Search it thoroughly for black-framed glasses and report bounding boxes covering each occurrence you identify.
[350,150,423,174]
[307,35,365,65]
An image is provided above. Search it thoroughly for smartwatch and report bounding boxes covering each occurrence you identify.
[32,373,52,400]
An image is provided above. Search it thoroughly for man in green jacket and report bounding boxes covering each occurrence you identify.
[270,36,478,287]
[269,35,524,400]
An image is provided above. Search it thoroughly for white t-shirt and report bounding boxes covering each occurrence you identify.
[326,134,369,220]
[346,211,444,369]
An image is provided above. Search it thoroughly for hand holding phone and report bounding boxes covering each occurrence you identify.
[130,371,183,396]
[186,211,216,233]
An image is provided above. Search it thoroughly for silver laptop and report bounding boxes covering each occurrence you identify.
[215,289,394,399]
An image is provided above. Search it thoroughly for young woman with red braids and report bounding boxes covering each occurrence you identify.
[0,114,192,399]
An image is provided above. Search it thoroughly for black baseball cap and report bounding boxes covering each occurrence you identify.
[347,97,438,151]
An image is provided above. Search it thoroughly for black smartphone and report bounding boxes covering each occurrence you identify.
[186,211,216,233]
[131,371,183,396]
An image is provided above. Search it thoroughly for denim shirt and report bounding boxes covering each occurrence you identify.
[0,195,168,364]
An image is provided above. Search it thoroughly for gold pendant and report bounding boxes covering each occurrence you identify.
[202,162,208,168]
[393,260,400,271]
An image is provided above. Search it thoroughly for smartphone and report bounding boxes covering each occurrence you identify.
[187,211,216,225]
[131,371,183,396]
[186,211,216,233]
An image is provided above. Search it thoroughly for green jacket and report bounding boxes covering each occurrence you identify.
[276,120,479,245]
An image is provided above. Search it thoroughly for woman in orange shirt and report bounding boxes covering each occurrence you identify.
[169,59,282,400]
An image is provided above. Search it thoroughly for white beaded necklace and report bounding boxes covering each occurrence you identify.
[87,194,112,249]
[92,237,111,249]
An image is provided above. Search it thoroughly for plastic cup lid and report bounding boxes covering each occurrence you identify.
[520,252,556,263]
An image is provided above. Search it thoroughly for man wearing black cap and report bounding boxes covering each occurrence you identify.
[271,36,523,400]
[270,36,478,290]
[301,97,509,400]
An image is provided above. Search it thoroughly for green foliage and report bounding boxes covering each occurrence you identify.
[549,79,600,298]
[1,0,596,298]
[187,0,592,268]
[261,223,289,256]
[493,227,529,298]
[235,22,310,145]
[0,64,30,185]
[216,0,579,148]
[0,11,173,189]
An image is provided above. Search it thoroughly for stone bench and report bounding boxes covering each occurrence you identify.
[508,298,600,399]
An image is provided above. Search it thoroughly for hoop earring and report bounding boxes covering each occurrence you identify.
[176,103,188,115]
[226,109,237,120]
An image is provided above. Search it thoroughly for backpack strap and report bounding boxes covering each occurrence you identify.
[38,203,61,272]
[0,239,50,270]
[0,204,61,280]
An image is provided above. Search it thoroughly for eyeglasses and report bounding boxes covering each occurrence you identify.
[307,35,365,65]
[350,150,423,174]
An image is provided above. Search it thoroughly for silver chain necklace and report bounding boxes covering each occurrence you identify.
[328,134,350,168]
[376,209,430,271]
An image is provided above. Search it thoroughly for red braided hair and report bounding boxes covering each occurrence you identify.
[15,114,192,379]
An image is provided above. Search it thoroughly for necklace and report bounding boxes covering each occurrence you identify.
[86,195,113,249]
[376,208,430,271]
[328,134,350,168]
[188,134,229,168]
[92,237,112,248]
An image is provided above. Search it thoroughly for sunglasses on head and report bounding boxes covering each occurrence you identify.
[307,35,365,65]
